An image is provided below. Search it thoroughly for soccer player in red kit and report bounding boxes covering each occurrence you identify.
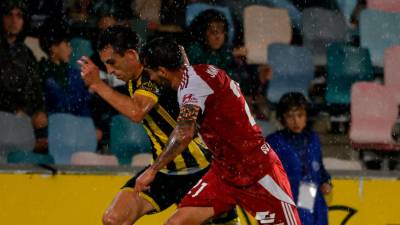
[135,37,302,225]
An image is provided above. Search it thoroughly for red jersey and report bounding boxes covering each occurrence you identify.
[178,65,276,186]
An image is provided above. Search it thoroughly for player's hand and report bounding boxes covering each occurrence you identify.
[77,56,102,88]
[134,167,157,192]
[320,182,333,195]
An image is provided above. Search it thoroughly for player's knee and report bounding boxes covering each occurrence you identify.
[102,210,121,225]
[164,216,186,225]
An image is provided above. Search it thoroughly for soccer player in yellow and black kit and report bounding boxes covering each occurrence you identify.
[78,26,239,225]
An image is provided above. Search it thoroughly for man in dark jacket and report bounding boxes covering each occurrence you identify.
[0,0,47,153]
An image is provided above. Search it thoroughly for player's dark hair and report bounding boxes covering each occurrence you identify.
[276,92,309,123]
[140,37,183,71]
[97,25,140,55]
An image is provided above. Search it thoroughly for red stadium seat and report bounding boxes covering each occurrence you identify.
[244,5,292,64]
[367,0,400,13]
[384,45,400,104]
[349,82,400,150]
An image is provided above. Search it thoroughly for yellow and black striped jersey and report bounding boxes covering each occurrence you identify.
[128,71,211,175]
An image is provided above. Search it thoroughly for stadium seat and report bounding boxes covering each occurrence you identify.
[349,82,400,150]
[323,157,362,170]
[326,43,374,107]
[302,7,347,66]
[244,5,292,64]
[267,43,314,104]
[110,115,151,165]
[71,152,118,166]
[255,119,278,137]
[48,113,97,164]
[185,3,235,44]
[69,37,94,70]
[0,111,36,163]
[7,151,54,164]
[131,153,153,167]
[360,9,400,67]
[384,45,400,103]
[367,0,400,13]
[335,0,358,23]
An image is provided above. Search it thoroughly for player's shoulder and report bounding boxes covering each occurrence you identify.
[136,71,161,94]
[191,64,221,78]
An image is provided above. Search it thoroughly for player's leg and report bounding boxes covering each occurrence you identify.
[165,206,215,225]
[236,159,301,225]
[176,167,237,225]
[207,208,240,225]
[102,188,154,225]
[175,169,240,225]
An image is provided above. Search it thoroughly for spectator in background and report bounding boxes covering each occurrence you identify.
[186,9,273,122]
[38,18,92,119]
[267,92,332,225]
[186,9,246,80]
[0,0,47,153]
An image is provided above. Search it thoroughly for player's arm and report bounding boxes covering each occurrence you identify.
[134,104,200,191]
[151,104,199,171]
[78,56,156,122]
[91,83,156,122]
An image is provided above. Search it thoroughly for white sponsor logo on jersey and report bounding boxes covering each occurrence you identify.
[255,211,276,224]
[261,143,271,155]
[206,65,218,78]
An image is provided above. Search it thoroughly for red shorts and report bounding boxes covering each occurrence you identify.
[179,159,301,225]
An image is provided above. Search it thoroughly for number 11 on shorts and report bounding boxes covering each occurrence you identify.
[188,179,208,197]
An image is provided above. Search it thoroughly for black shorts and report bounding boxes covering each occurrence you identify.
[122,167,238,224]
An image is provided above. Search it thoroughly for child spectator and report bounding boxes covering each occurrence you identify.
[38,19,91,117]
[267,92,332,225]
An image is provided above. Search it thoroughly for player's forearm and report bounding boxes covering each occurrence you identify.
[150,122,195,171]
[90,82,143,121]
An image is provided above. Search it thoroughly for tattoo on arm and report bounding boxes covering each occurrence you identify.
[150,104,200,171]
[177,104,200,124]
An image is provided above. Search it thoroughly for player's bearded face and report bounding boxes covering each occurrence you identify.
[146,68,173,88]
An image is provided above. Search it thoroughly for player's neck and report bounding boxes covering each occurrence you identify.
[170,68,184,90]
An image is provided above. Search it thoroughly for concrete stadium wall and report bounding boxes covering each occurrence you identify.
[0,166,399,225]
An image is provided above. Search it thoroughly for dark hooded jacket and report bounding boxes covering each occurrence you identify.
[0,0,44,115]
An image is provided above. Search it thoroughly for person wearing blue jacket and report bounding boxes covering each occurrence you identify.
[267,92,332,225]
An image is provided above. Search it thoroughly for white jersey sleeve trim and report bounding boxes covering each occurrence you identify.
[178,66,214,112]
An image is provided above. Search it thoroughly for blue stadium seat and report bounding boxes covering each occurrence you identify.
[48,113,97,164]
[185,3,235,44]
[326,43,374,106]
[302,7,348,66]
[69,37,94,70]
[7,151,54,164]
[256,119,277,137]
[360,9,400,67]
[335,0,358,23]
[267,43,315,104]
[0,111,36,162]
[110,115,151,165]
